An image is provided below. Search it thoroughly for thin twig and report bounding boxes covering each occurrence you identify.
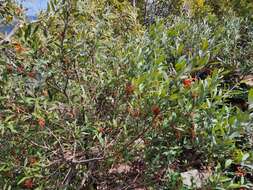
[47,128,65,158]
[62,167,72,185]
[19,133,51,150]
[72,156,104,164]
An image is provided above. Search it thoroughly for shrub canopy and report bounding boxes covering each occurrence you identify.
[0,0,253,189]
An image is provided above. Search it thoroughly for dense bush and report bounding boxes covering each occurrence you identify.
[136,0,253,24]
[124,15,253,189]
[0,0,253,189]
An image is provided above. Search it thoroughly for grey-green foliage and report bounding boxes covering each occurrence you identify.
[1,0,253,189]
[126,15,253,189]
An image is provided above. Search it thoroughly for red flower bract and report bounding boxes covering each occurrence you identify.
[38,118,45,128]
[151,105,160,116]
[14,42,26,53]
[235,167,245,177]
[27,70,36,79]
[23,179,33,189]
[17,66,24,74]
[183,79,192,88]
[28,156,38,166]
[125,82,135,95]
[6,64,13,73]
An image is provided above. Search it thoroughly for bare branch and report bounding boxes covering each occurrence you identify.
[72,157,104,164]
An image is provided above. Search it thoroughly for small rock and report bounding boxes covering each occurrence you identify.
[181,169,211,188]
[109,164,131,174]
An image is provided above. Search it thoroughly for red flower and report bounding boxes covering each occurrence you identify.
[190,124,196,140]
[6,64,13,73]
[27,70,36,79]
[183,79,192,88]
[17,66,24,74]
[171,125,181,140]
[28,156,38,166]
[14,42,26,53]
[23,179,33,189]
[235,167,245,177]
[128,107,141,118]
[16,7,23,15]
[151,105,160,116]
[125,82,135,95]
[183,77,198,88]
[38,118,45,128]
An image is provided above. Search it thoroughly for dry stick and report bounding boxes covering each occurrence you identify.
[62,167,72,185]
[68,118,156,164]
[67,134,150,189]
[72,157,104,164]
[121,173,141,190]
[46,80,63,93]
[47,128,65,159]
[20,133,51,150]
[106,116,156,161]
[48,121,153,165]
[43,119,154,168]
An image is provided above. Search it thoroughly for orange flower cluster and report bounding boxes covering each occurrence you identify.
[151,105,160,116]
[23,179,33,189]
[183,77,197,88]
[6,64,14,73]
[16,7,23,15]
[13,42,26,54]
[17,65,24,74]
[190,123,196,140]
[128,107,141,118]
[171,124,181,140]
[28,156,38,166]
[235,167,246,177]
[38,118,46,128]
[151,105,162,128]
[27,70,36,79]
[125,82,135,96]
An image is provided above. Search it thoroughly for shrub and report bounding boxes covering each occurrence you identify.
[0,0,252,189]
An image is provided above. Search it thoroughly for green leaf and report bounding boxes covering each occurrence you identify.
[18,176,32,185]
[248,88,253,104]
[227,183,242,189]
[241,153,249,162]
[201,38,209,51]
[6,124,17,133]
[198,53,210,66]
[219,176,232,183]
[25,24,32,40]
[176,43,184,56]
[175,57,187,72]
[225,159,233,168]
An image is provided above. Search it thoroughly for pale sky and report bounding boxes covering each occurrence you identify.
[16,0,48,16]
